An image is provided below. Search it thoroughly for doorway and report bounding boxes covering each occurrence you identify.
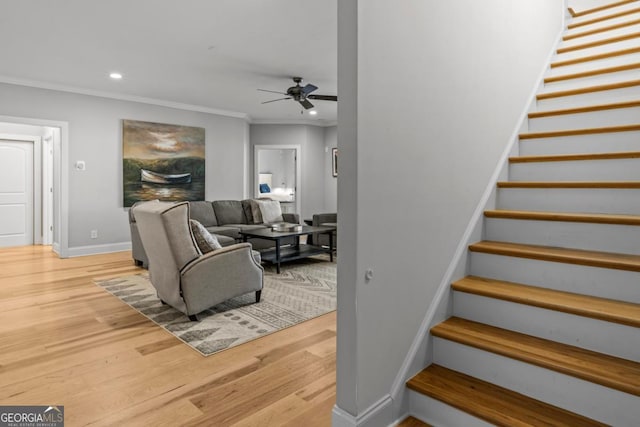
[0,121,60,251]
[254,144,302,215]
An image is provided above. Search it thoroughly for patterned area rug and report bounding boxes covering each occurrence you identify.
[95,257,336,356]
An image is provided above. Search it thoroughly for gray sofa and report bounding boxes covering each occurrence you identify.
[130,199,300,267]
[133,201,263,321]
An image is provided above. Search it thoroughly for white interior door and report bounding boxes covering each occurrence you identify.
[0,139,34,247]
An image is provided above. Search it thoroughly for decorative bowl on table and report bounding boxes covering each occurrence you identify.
[271,223,302,232]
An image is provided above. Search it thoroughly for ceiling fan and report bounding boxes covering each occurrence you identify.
[258,77,337,110]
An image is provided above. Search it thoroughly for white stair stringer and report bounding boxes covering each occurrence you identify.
[433,338,639,427]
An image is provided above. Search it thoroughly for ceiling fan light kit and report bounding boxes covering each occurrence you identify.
[259,77,337,110]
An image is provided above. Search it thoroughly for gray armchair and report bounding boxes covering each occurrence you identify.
[133,201,264,321]
[129,201,149,268]
[312,213,337,248]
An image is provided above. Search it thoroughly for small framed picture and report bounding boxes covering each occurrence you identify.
[332,148,338,177]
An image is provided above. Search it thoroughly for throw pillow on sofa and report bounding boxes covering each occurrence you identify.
[252,199,284,224]
[190,219,222,254]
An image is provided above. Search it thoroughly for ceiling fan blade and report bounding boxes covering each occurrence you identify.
[262,97,291,104]
[301,84,318,95]
[308,94,338,101]
[258,89,287,95]
[299,98,314,109]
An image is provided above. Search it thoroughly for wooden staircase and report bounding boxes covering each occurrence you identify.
[406,1,640,425]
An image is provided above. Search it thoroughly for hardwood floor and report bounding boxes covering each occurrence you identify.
[0,246,336,426]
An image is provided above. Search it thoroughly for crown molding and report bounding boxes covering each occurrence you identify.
[0,75,249,120]
[249,118,337,127]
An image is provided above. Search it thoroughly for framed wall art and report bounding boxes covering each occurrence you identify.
[332,147,338,177]
[122,119,205,207]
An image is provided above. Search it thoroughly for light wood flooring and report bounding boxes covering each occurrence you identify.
[0,246,336,426]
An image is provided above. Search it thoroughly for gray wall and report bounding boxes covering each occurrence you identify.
[335,0,563,423]
[0,82,249,255]
[250,124,336,220]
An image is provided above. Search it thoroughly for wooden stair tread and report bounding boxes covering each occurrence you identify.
[529,100,640,118]
[520,123,640,138]
[552,45,640,67]
[569,0,638,18]
[545,62,640,83]
[568,8,640,30]
[397,416,431,427]
[497,181,640,188]
[484,209,640,225]
[558,31,640,53]
[537,80,640,100]
[510,151,640,163]
[407,364,607,427]
[453,276,640,327]
[469,240,640,272]
[431,318,640,396]
[563,18,640,41]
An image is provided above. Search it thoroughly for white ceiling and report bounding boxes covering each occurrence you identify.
[0,0,337,125]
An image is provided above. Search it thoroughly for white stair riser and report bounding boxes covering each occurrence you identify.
[453,291,640,361]
[484,217,640,255]
[542,68,640,92]
[519,130,640,155]
[469,252,640,303]
[562,22,640,48]
[527,106,640,131]
[497,187,640,214]
[408,390,494,427]
[568,3,640,27]
[536,84,640,109]
[509,158,640,181]
[433,338,639,427]
[554,38,640,63]
[548,51,640,77]
[567,13,640,39]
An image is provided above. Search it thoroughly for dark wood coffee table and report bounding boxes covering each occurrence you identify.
[240,225,335,273]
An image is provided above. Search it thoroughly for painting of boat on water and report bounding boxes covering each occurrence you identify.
[123,119,205,207]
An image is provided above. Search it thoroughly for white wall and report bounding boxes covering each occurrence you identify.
[335,0,563,424]
[0,82,249,255]
[250,124,335,220]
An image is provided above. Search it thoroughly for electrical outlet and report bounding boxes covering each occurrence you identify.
[90,229,98,239]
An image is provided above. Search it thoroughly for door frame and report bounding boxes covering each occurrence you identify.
[0,115,69,257]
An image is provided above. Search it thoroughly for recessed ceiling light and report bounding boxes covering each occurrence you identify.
[309,110,318,116]
[109,72,123,80]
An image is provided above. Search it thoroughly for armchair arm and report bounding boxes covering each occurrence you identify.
[312,213,337,227]
[282,212,300,224]
[180,243,263,315]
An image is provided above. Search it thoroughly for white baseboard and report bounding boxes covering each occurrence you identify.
[332,395,394,427]
[66,241,132,258]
